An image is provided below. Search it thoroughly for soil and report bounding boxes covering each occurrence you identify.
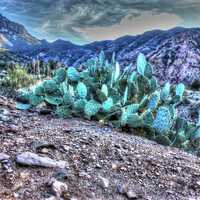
[1,95,200,200]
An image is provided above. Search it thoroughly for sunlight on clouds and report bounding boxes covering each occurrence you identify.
[77,12,183,41]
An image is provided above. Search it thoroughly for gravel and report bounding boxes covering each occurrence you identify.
[1,96,200,200]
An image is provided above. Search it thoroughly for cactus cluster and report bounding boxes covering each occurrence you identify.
[17,52,200,155]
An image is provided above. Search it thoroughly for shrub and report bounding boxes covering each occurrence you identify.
[16,52,200,155]
[0,65,35,90]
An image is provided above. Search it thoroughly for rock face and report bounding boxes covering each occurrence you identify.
[147,28,200,84]
[21,27,200,85]
[0,14,40,50]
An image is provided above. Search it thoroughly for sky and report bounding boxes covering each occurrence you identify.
[0,0,200,44]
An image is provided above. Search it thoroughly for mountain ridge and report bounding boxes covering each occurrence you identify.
[0,14,200,84]
[0,13,40,50]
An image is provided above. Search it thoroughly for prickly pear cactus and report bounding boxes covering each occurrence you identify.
[67,67,80,82]
[45,95,63,106]
[102,97,113,112]
[16,52,200,156]
[55,106,71,118]
[29,94,44,106]
[176,83,185,99]
[74,99,87,112]
[53,68,66,83]
[84,100,101,118]
[137,53,147,76]
[147,91,160,111]
[43,80,58,94]
[101,84,108,97]
[152,107,172,134]
[76,82,87,99]
[161,82,170,101]
[34,84,45,96]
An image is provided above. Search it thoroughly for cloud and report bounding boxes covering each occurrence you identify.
[79,12,183,41]
[0,0,200,43]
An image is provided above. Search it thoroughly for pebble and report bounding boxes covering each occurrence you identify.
[16,152,67,168]
[0,109,10,122]
[47,178,68,197]
[99,176,109,189]
[196,181,200,186]
[40,148,49,154]
[112,163,118,170]
[126,190,138,199]
[0,153,10,161]
[117,183,138,199]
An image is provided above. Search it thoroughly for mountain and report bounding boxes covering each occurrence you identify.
[0,14,200,85]
[0,14,40,50]
[24,27,200,85]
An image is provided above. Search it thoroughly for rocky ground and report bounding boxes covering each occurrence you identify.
[1,96,200,200]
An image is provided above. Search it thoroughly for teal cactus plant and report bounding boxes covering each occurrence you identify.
[176,83,185,98]
[34,84,45,96]
[16,103,31,110]
[147,91,160,111]
[102,97,113,113]
[84,100,101,118]
[171,83,185,104]
[137,53,147,76]
[43,80,58,94]
[74,99,87,112]
[127,114,143,128]
[67,67,80,82]
[16,52,200,156]
[55,106,71,118]
[161,82,170,102]
[152,106,172,134]
[76,82,87,99]
[53,68,66,83]
[29,94,44,106]
[45,95,63,106]
[101,84,108,97]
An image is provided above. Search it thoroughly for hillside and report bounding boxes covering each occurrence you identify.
[1,96,200,200]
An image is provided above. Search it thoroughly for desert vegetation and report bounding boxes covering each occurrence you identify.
[14,52,200,156]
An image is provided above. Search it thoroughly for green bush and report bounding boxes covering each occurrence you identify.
[0,65,35,90]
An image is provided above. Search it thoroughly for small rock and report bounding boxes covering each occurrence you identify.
[1,159,13,173]
[112,163,118,170]
[99,176,109,189]
[20,171,30,180]
[196,181,200,186]
[40,148,49,154]
[0,109,10,122]
[0,153,10,161]
[117,183,139,199]
[16,152,67,168]
[117,183,126,194]
[96,163,102,169]
[47,178,68,198]
[126,190,138,199]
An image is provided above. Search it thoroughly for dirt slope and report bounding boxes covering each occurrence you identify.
[0,96,200,200]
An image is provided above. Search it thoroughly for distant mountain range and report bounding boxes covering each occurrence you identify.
[0,13,200,85]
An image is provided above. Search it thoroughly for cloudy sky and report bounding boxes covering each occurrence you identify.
[0,0,200,44]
